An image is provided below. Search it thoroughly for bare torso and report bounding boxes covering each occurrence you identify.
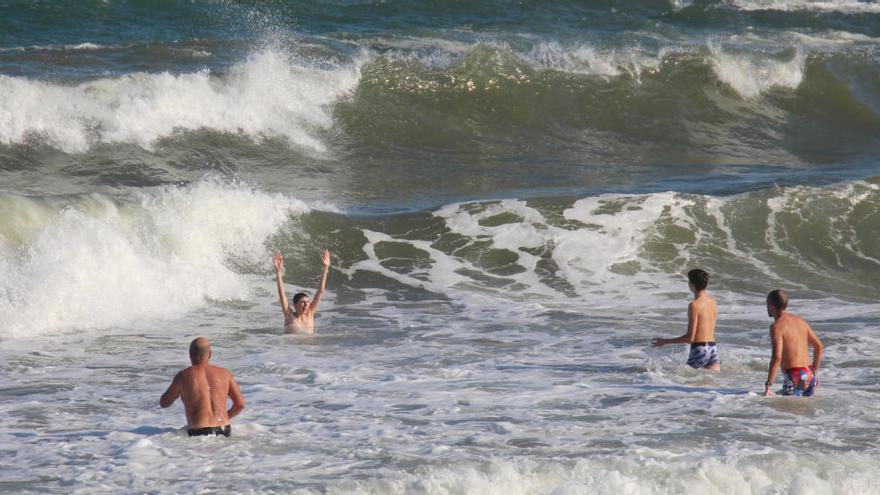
[690,293,717,342]
[176,364,234,428]
[284,308,315,334]
[772,313,813,369]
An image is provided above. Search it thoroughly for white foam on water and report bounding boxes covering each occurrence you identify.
[0,48,361,153]
[171,47,213,58]
[731,0,880,14]
[0,177,311,338]
[524,41,664,80]
[785,30,880,48]
[348,181,880,325]
[319,453,880,494]
[350,192,697,315]
[709,44,806,98]
[364,35,473,58]
[559,192,694,285]
[764,182,880,283]
[3,182,879,493]
[828,182,880,265]
[66,42,104,51]
[0,42,114,53]
[502,39,810,97]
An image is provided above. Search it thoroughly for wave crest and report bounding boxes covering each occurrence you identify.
[0,49,360,153]
[0,177,310,338]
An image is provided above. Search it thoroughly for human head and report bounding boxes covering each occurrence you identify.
[766,289,788,317]
[189,337,212,365]
[293,292,309,312]
[687,269,709,292]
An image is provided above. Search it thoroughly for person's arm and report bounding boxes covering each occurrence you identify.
[160,373,181,408]
[308,248,331,312]
[651,301,699,347]
[764,324,783,396]
[806,325,823,371]
[273,252,290,315]
[227,374,245,419]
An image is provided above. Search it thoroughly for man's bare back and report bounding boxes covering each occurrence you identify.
[161,337,245,435]
[770,313,817,370]
[169,364,241,428]
[764,290,823,397]
[688,293,717,343]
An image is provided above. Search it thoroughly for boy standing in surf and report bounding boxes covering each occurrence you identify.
[763,289,824,397]
[272,248,330,334]
[651,269,720,370]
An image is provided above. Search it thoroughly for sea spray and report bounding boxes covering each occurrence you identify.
[0,49,360,153]
[0,178,310,338]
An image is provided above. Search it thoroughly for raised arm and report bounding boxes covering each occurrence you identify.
[273,252,290,315]
[226,373,246,419]
[309,248,331,312]
[651,301,699,347]
[159,372,182,408]
[764,324,784,396]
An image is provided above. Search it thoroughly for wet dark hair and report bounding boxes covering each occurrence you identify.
[293,292,309,304]
[687,269,709,291]
[767,289,788,310]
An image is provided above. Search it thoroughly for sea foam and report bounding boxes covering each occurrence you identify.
[317,453,880,494]
[0,178,309,339]
[732,0,880,14]
[0,49,360,153]
[709,45,806,98]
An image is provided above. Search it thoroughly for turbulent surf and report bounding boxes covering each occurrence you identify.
[1,1,879,493]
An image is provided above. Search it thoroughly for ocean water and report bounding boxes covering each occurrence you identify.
[1,1,879,493]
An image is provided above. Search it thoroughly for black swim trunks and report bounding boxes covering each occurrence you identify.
[187,425,231,437]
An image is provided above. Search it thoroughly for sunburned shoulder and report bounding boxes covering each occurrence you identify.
[182,364,229,375]
[205,364,231,374]
[775,313,803,326]
[789,313,807,325]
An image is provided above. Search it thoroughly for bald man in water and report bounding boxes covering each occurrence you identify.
[160,337,245,437]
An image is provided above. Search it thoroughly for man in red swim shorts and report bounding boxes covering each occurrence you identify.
[763,290,824,397]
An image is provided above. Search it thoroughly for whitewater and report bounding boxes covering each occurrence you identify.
[1,1,879,494]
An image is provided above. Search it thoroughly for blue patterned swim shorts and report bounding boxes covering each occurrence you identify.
[687,342,720,369]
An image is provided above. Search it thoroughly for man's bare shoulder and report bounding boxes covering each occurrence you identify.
[776,313,804,328]
[690,295,715,310]
[701,296,717,311]
[789,313,808,325]
[206,364,234,377]
[770,314,804,334]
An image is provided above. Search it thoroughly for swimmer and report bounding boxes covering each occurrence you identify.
[160,337,245,437]
[651,269,720,370]
[273,248,330,334]
[763,290,824,397]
